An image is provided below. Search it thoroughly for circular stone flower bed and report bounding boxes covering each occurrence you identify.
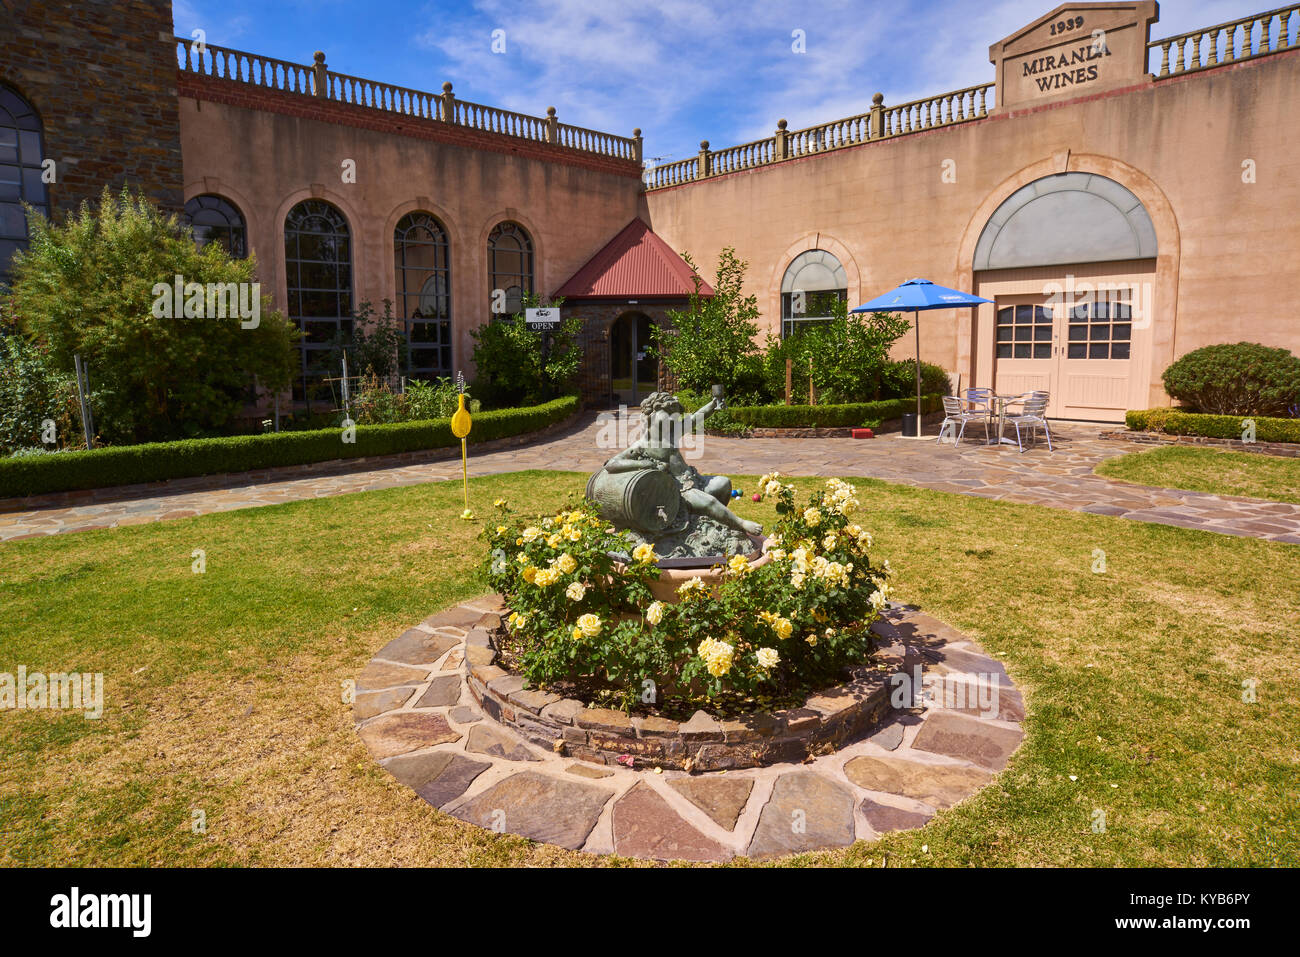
[352,595,1026,861]
[468,609,898,771]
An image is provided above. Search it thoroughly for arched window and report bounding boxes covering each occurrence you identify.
[183,194,247,259]
[780,249,847,337]
[284,199,352,404]
[487,221,533,317]
[0,83,50,288]
[395,212,452,378]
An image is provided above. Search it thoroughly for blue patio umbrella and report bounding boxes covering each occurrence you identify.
[851,279,993,434]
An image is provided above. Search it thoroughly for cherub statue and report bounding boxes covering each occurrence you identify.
[601,391,762,537]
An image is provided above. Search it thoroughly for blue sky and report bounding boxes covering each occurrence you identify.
[171,0,1271,163]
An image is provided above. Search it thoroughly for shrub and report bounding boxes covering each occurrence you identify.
[881,359,952,401]
[1161,342,1300,416]
[726,395,945,429]
[0,395,578,498]
[0,328,86,455]
[352,373,478,425]
[470,293,579,407]
[5,186,296,444]
[650,248,762,398]
[484,477,892,714]
[327,299,408,386]
[761,300,910,404]
[1125,408,1300,444]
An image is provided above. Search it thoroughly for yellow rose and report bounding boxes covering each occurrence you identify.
[632,543,658,564]
[522,565,539,584]
[773,617,793,640]
[522,527,542,542]
[727,554,749,575]
[577,613,602,638]
[757,647,780,669]
[646,601,665,626]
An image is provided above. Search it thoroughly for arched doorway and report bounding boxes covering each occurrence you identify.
[971,171,1158,421]
[610,311,658,406]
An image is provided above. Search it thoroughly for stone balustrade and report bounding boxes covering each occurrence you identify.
[1149,3,1298,77]
[645,84,994,190]
[173,37,642,163]
[646,4,1297,191]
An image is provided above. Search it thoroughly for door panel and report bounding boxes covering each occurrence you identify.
[975,261,1155,424]
[993,302,1059,415]
[992,288,1136,419]
[1057,293,1132,419]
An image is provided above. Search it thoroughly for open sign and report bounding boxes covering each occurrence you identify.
[525,307,560,330]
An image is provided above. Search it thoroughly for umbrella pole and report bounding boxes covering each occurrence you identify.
[914,310,922,428]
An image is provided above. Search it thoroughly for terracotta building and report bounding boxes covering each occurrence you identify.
[2,0,1298,421]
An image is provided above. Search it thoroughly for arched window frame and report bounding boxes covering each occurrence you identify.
[394,211,453,379]
[780,249,848,337]
[183,194,247,259]
[487,221,534,318]
[284,199,352,405]
[0,83,51,288]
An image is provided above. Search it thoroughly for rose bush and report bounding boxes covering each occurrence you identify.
[483,477,894,715]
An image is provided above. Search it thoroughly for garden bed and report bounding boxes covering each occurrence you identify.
[463,601,911,771]
[1113,408,1300,459]
[711,410,946,439]
[1100,428,1300,459]
[0,394,580,500]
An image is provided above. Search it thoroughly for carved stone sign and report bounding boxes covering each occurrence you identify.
[990,2,1159,110]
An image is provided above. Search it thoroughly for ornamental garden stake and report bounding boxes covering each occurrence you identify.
[452,371,473,519]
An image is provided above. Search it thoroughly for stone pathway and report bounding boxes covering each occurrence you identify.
[354,595,1025,862]
[3,415,1298,543]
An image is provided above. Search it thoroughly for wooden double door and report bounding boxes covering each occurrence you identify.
[979,261,1155,422]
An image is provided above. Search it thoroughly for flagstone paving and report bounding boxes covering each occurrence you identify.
[354,595,1024,862]
[2,415,1298,543]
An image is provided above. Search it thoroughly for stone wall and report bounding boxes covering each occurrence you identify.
[0,0,184,215]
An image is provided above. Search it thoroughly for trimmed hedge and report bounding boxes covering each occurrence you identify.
[1126,407,1300,444]
[0,394,579,499]
[727,394,945,429]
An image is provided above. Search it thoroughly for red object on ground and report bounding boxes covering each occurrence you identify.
[751,493,761,501]
[852,428,875,439]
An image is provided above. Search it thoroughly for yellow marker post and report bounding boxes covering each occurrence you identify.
[451,390,473,518]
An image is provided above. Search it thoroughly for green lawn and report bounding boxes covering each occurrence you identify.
[1,470,1297,867]
[1096,445,1300,504]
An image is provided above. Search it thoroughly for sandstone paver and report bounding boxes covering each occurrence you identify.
[451,771,612,850]
[746,771,856,858]
[612,783,731,862]
[667,775,755,831]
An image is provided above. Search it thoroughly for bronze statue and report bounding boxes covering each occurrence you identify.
[587,391,761,558]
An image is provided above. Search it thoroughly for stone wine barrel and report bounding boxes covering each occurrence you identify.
[585,467,680,533]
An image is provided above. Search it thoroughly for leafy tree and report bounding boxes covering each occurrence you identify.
[470,293,578,406]
[0,319,85,455]
[761,298,910,403]
[5,187,296,444]
[650,248,763,399]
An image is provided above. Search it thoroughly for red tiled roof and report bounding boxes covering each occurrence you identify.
[554,219,713,299]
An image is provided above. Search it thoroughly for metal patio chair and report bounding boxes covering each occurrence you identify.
[1006,395,1053,452]
[938,394,990,446]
